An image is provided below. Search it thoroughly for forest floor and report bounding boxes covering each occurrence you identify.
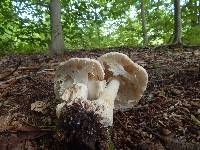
[0,46,199,150]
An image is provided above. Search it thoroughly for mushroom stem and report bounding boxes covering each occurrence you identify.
[95,79,120,126]
[100,79,120,105]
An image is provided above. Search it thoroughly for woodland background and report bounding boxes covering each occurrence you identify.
[0,0,200,55]
[0,1,200,149]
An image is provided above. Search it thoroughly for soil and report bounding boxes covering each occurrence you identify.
[0,46,199,150]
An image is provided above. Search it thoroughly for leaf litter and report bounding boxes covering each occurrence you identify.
[0,46,199,149]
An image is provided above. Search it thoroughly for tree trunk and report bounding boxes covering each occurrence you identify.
[49,0,65,55]
[198,0,200,24]
[141,0,148,46]
[173,0,182,45]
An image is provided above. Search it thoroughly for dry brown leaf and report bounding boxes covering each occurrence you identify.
[31,101,47,112]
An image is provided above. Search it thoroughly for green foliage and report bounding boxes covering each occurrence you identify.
[0,0,50,54]
[0,0,199,54]
[183,25,200,45]
[106,18,141,46]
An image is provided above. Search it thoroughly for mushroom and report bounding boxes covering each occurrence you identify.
[54,53,148,127]
[53,54,148,148]
[97,52,148,111]
[54,58,105,117]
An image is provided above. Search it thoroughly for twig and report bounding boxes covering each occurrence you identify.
[18,66,41,71]
[0,59,21,81]
[115,104,149,113]
[0,74,29,87]
[0,69,54,86]
[141,125,172,144]
[119,110,127,117]
[182,44,200,48]
[141,125,200,150]
[131,104,149,110]
[114,116,128,132]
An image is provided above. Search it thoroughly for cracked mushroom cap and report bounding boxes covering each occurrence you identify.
[54,58,105,101]
[98,52,148,110]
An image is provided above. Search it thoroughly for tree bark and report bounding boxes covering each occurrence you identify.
[141,0,148,46]
[173,0,182,45]
[198,0,200,24]
[49,0,65,55]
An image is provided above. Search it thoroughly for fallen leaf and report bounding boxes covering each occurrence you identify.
[31,101,47,112]
[193,50,200,56]
[191,115,200,127]
[160,128,171,136]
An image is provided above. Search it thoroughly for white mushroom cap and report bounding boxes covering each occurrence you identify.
[98,52,148,110]
[54,58,105,102]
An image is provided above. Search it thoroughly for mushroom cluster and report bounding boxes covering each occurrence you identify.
[54,52,148,127]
